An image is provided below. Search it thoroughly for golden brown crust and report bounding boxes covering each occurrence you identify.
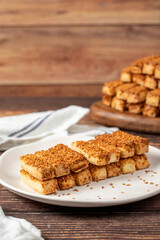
[57,173,76,190]
[20,169,59,195]
[74,168,92,186]
[20,144,89,180]
[89,164,107,181]
[111,96,126,112]
[133,154,150,170]
[132,74,145,86]
[146,89,160,107]
[112,130,149,155]
[120,158,136,174]
[102,95,113,107]
[142,104,159,117]
[73,140,110,161]
[102,80,123,96]
[106,162,121,178]
[127,102,144,114]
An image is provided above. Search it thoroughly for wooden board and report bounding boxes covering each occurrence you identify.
[90,101,160,134]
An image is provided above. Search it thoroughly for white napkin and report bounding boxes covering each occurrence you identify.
[0,207,44,240]
[0,105,118,150]
[0,105,89,150]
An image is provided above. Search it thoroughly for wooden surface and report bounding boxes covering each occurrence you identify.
[1,0,160,26]
[0,96,160,240]
[0,0,160,97]
[90,101,160,134]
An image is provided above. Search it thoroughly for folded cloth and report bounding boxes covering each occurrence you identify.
[0,105,89,150]
[0,105,118,150]
[0,206,44,240]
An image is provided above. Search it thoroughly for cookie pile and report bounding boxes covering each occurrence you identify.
[20,131,150,195]
[102,55,160,117]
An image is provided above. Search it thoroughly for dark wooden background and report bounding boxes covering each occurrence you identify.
[0,1,160,239]
[0,0,160,97]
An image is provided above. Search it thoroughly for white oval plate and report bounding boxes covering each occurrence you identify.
[0,135,159,207]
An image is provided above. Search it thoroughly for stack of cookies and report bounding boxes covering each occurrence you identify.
[20,131,150,195]
[102,55,160,117]
[20,144,91,195]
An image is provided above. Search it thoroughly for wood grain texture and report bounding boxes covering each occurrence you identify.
[90,101,160,134]
[0,84,102,97]
[0,96,159,240]
[0,212,159,239]
[0,26,159,85]
[0,0,160,26]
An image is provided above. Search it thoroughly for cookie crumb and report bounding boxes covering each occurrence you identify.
[73,188,78,192]
[102,186,104,189]
[66,193,70,195]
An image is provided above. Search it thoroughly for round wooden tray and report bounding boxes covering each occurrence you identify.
[90,101,160,134]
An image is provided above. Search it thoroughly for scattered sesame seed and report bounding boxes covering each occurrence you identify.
[73,188,78,192]
[128,180,131,181]
[151,175,154,177]
[153,172,157,174]
[86,185,89,187]
[155,184,158,186]
[110,183,113,186]
[126,184,131,186]
[66,193,70,195]
[145,182,148,184]
[121,191,124,194]
[99,198,101,199]
[62,193,65,195]
[150,182,154,185]
[72,198,75,199]
[90,187,93,190]
[102,186,104,189]
[113,197,116,199]
[112,186,115,188]
[147,190,150,192]
[122,183,126,185]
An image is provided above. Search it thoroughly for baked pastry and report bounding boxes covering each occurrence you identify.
[146,89,160,107]
[102,79,123,96]
[20,144,88,180]
[142,104,159,117]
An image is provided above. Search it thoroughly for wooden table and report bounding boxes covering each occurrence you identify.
[0,96,160,240]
